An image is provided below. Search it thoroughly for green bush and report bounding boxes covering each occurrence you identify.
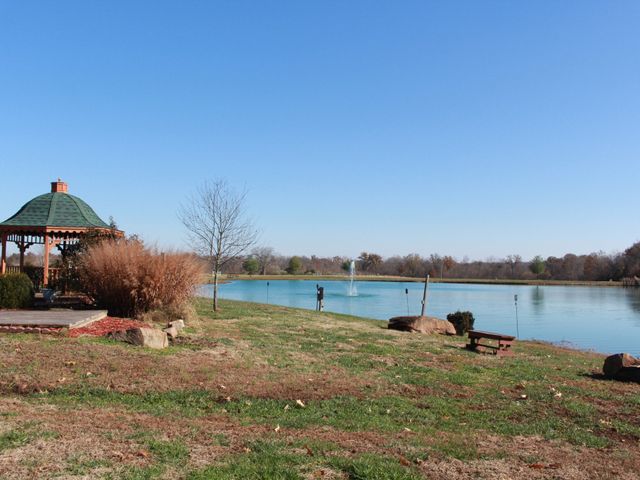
[242,257,260,275]
[0,273,34,308]
[286,256,303,274]
[446,311,475,336]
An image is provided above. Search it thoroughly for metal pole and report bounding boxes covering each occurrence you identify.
[514,294,520,338]
[405,288,410,315]
[420,274,430,316]
[266,281,270,304]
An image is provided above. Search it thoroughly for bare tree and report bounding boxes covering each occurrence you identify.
[252,246,275,275]
[179,179,258,311]
[505,254,522,278]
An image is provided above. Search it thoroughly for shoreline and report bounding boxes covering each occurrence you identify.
[213,274,624,288]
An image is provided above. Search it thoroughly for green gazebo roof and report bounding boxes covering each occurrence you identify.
[1,189,110,229]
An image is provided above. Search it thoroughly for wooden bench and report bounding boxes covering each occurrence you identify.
[466,330,515,356]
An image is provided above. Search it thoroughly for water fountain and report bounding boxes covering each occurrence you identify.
[347,260,358,296]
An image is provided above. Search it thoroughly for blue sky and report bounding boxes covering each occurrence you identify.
[1,1,638,260]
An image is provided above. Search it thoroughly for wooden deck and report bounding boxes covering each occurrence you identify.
[0,309,107,329]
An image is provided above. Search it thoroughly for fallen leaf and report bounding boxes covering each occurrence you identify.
[305,445,314,456]
[398,455,411,466]
[296,399,306,408]
[528,463,545,469]
[274,424,280,433]
[136,450,150,458]
[284,404,290,410]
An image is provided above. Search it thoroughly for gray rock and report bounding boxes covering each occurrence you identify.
[388,316,456,336]
[109,327,168,349]
[168,319,185,331]
[163,326,180,340]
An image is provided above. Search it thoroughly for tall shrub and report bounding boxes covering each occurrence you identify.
[0,273,34,308]
[78,238,204,317]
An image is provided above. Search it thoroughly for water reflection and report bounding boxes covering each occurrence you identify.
[624,288,640,316]
[529,286,545,316]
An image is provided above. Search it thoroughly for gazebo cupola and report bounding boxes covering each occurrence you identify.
[0,180,123,287]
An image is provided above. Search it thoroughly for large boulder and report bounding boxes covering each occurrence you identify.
[388,316,456,336]
[603,353,640,378]
[109,327,168,349]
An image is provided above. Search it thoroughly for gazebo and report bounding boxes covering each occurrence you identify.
[0,180,123,288]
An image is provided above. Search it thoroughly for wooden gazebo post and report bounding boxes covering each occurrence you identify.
[43,233,50,288]
[18,237,25,270]
[0,233,6,275]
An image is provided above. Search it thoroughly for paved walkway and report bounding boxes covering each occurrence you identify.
[0,309,107,329]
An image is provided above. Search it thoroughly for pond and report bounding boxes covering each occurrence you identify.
[200,279,640,356]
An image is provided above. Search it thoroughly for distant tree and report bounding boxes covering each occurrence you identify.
[442,255,456,277]
[401,254,425,278]
[583,254,600,281]
[179,179,259,311]
[252,246,275,275]
[505,254,522,278]
[286,256,303,274]
[529,255,546,276]
[242,257,260,275]
[358,252,383,273]
[624,242,640,277]
[341,260,351,272]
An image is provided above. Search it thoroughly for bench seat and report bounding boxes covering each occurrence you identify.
[466,329,515,356]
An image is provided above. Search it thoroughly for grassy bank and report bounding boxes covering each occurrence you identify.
[0,299,639,479]
[215,274,623,287]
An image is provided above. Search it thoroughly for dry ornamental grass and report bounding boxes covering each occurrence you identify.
[77,239,204,317]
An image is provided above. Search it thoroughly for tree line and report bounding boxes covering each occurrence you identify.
[226,242,640,282]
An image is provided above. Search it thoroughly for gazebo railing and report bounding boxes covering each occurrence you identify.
[3,266,61,291]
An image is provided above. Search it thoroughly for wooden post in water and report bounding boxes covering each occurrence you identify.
[420,275,430,316]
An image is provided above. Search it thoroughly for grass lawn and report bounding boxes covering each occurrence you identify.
[0,299,639,479]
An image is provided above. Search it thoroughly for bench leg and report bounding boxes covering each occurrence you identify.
[496,340,514,356]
